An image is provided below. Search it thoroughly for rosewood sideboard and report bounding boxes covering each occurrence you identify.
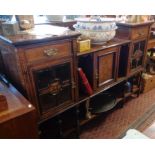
[0,22,153,138]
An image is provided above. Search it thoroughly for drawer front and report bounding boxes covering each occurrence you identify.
[25,42,71,62]
[131,26,149,40]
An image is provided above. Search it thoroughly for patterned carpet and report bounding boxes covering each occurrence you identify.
[80,88,155,139]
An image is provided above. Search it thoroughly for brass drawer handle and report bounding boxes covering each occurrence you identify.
[44,48,58,57]
[138,31,145,36]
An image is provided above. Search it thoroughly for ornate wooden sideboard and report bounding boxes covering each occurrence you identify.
[0,22,153,138]
[0,26,80,122]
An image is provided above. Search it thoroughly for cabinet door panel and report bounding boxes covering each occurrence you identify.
[130,40,146,71]
[98,53,114,85]
[30,60,74,116]
[95,47,118,88]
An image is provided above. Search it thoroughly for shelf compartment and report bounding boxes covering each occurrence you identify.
[118,44,130,78]
[90,92,117,114]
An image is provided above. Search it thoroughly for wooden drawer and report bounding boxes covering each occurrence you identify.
[131,26,149,40]
[25,41,71,62]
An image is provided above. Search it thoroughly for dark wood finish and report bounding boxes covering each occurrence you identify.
[118,44,130,78]
[0,51,4,73]
[94,47,119,88]
[116,21,153,75]
[131,26,149,40]
[24,41,72,63]
[0,22,153,138]
[75,106,80,138]
[0,45,22,92]
[77,39,130,94]
[116,21,154,28]
[29,58,75,121]
[0,25,80,123]
[130,39,147,72]
[35,20,77,31]
[0,94,8,112]
[0,80,38,138]
[0,26,79,46]
[77,38,130,56]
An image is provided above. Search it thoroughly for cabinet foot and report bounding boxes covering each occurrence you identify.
[75,106,80,138]
[57,116,64,138]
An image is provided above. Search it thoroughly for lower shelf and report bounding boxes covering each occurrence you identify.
[90,92,117,114]
[39,75,141,138]
[79,87,140,128]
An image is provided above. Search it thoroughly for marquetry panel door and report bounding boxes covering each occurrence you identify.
[28,59,75,120]
[94,47,119,89]
[130,39,147,72]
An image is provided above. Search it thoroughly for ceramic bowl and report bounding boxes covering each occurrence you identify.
[74,17,118,43]
[74,28,116,43]
[46,15,64,21]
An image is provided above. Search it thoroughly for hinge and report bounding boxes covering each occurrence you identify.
[72,81,76,89]
[95,73,99,79]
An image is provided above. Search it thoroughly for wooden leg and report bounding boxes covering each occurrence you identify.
[57,115,63,138]
[137,72,142,97]
[122,80,127,106]
[75,106,80,138]
[85,98,91,119]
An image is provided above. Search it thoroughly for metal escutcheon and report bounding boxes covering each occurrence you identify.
[44,48,58,57]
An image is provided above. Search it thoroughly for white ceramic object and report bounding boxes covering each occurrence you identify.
[74,17,118,44]
[74,28,116,44]
[46,15,64,21]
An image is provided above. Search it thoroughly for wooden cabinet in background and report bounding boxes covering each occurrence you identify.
[116,21,153,75]
[0,79,38,138]
[0,50,4,74]
[131,39,146,71]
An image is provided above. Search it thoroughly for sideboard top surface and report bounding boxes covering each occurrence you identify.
[0,25,80,46]
[77,38,131,56]
[0,81,35,124]
[116,20,154,27]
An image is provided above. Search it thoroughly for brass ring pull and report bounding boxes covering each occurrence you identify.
[138,31,144,36]
[44,48,58,57]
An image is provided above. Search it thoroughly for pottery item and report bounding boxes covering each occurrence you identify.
[73,17,118,44]
[46,15,64,22]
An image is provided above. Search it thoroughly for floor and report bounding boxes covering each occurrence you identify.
[143,121,155,138]
[80,88,155,139]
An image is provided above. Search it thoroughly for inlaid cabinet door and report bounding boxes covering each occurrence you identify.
[94,47,119,88]
[28,59,75,119]
[130,39,147,72]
